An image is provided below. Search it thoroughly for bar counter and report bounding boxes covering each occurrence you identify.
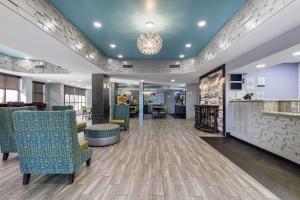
[230,100,300,164]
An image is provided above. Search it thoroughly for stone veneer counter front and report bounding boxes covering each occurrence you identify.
[231,100,300,164]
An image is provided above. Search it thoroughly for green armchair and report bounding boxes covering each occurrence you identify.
[111,104,130,131]
[13,110,93,185]
[52,105,73,111]
[52,105,85,133]
[0,106,36,161]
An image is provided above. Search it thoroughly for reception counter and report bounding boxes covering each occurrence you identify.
[231,100,300,164]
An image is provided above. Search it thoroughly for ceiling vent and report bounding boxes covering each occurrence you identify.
[123,64,133,69]
[170,64,180,69]
[35,65,45,69]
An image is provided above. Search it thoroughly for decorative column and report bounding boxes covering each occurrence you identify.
[139,82,144,120]
[21,76,33,103]
[92,74,110,124]
[186,83,199,119]
[109,83,118,106]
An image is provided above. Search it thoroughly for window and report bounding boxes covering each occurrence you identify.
[64,85,86,111]
[6,90,18,102]
[0,89,4,103]
[32,81,45,102]
[0,73,20,103]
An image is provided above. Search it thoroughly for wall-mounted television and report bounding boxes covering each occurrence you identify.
[230,74,243,90]
[230,74,243,82]
[230,83,242,90]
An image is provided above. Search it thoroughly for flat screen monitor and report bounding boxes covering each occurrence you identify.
[230,83,242,90]
[230,74,242,82]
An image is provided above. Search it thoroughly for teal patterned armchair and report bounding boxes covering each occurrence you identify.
[0,106,36,161]
[52,105,73,111]
[13,110,93,185]
[111,104,130,131]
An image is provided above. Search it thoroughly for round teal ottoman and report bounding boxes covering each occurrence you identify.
[84,124,120,147]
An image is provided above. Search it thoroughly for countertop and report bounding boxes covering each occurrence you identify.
[195,104,219,107]
[263,111,300,118]
[230,99,300,102]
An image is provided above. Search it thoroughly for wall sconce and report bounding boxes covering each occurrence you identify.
[103,83,110,89]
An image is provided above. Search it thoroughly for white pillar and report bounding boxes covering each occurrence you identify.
[21,76,33,103]
[45,83,64,110]
[298,63,300,99]
[139,82,144,120]
[186,83,199,119]
[86,89,92,108]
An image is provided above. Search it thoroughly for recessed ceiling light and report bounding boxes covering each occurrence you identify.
[47,80,52,82]
[77,80,82,82]
[93,21,102,28]
[171,79,175,82]
[140,80,144,82]
[110,44,117,48]
[293,51,300,56]
[256,64,267,68]
[146,21,154,28]
[198,20,206,27]
[185,43,192,48]
[118,54,123,59]
[179,54,185,58]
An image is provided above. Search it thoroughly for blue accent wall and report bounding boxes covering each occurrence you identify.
[244,63,298,99]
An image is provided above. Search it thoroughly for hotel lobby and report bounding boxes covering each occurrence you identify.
[1,0,300,199]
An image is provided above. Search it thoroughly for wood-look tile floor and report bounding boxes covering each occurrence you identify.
[0,117,280,200]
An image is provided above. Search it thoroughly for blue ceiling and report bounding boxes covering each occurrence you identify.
[50,0,246,60]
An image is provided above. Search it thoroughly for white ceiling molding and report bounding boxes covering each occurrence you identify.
[194,0,296,70]
[0,53,69,74]
[0,0,296,74]
[0,0,108,71]
[107,58,196,73]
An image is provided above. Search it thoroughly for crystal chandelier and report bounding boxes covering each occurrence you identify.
[137,22,163,55]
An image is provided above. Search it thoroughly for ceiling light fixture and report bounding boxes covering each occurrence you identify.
[140,80,144,82]
[171,79,176,82]
[293,51,300,56]
[47,80,52,82]
[93,21,102,28]
[137,22,163,55]
[146,21,154,28]
[137,33,162,55]
[78,80,82,82]
[118,54,123,59]
[110,44,117,48]
[198,20,206,27]
[256,64,267,68]
[185,43,192,48]
[179,54,185,58]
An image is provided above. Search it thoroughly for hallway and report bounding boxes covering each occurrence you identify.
[0,117,279,200]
